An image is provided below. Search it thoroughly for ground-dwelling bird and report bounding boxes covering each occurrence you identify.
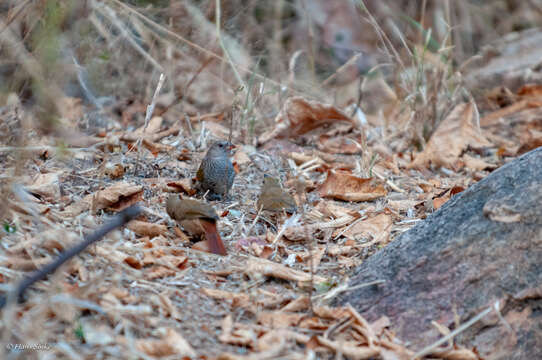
[257,175,297,213]
[196,140,236,201]
[166,195,227,255]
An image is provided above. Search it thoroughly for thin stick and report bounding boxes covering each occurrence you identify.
[0,205,142,309]
[215,0,245,92]
[246,205,263,237]
[133,73,165,172]
[412,302,497,359]
[322,53,363,87]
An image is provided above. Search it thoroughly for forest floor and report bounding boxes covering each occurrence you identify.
[1,1,541,359]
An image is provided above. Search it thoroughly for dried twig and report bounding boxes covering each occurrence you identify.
[0,205,142,309]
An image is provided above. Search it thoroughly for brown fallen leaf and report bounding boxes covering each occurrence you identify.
[134,116,163,135]
[127,220,167,238]
[205,120,231,139]
[25,172,61,201]
[257,311,304,328]
[142,138,174,156]
[432,186,465,210]
[281,296,310,312]
[480,99,530,127]
[410,103,492,169]
[318,134,362,154]
[339,213,392,243]
[123,256,142,269]
[233,145,253,166]
[516,129,542,155]
[462,154,497,171]
[104,162,125,179]
[244,257,326,283]
[219,315,256,347]
[517,83,542,99]
[166,179,197,195]
[62,182,143,217]
[283,216,354,242]
[315,201,361,219]
[317,336,380,359]
[255,329,309,352]
[135,328,196,357]
[201,288,252,310]
[258,96,354,144]
[145,266,176,279]
[429,347,479,360]
[318,170,387,202]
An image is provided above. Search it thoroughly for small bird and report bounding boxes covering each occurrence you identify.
[166,195,227,255]
[196,140,236,201]
[257,175,297,213]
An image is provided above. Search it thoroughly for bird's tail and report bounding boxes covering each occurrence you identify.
[201,220,227,256]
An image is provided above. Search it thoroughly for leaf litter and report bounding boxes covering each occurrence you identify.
[0,4,540,359]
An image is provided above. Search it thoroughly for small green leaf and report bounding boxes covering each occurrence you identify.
[74,323,84,342]
[315,281,335,293]
[3,222,16,233]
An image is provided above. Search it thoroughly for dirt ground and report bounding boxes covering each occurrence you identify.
[1,1,541,359]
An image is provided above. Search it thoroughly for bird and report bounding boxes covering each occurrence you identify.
[257,175,297,213]
[166,194,227,255]
[196,140,236,201]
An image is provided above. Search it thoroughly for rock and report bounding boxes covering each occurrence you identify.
[337,147,542,359]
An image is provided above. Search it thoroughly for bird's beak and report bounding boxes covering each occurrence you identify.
[228,144,236,151]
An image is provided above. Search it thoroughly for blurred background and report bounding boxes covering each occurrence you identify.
[1,0,542,148]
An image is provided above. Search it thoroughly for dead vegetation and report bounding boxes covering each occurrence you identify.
[0,0,541,359]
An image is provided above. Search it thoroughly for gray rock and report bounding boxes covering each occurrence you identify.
[337,147,542,359]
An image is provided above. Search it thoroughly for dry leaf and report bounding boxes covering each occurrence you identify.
[259,97,354,144]
[517,83,542,98]
[219,315,256,346]
[134,116,163,135]
[127,220,167,238]
[62,182,143,217]
[315,201,360,219]
[142,139,174,155]
[462,154,497,171]
[201,288,252,310]
[245,257,326,283]
[340,213,392,242]
[480,99,530,127]
[124,256,142,269]
[432,186,465,210]
[257,311,304,328]
[318,134,362,154]
[317,336,380,359]
[205,121,231,139]
[233,145,253,166]
[517,129,542,155]
[26,172,61,201]
[256,329,309,352]
[429,347,479,360]
[319,170,387,202]
[146,266,176,279]
[104,162,125,179]
[135,328,196,357]
[167,179,196,195]
[370,316,390,336]
[281,296,310,312]
[410,103,492,168]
